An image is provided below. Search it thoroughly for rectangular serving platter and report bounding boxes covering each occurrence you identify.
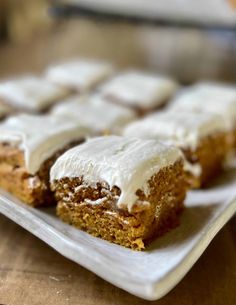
[0,166,236,300]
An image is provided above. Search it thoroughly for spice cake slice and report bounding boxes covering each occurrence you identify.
[0,75,70,113]
[99,71,178,115]
[124,111,231,187]
[46,59,114,92]
[169,82,236,146]
[51,94,137,135]
[50,136,188,250]
[0,114,90,206]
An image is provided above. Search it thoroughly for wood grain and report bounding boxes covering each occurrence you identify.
[0,214,235,305]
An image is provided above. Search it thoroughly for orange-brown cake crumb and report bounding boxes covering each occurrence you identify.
[0,141,83,206]
[183,132,231,187]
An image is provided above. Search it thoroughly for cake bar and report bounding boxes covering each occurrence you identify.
[0,114,90,206]
[99,71,178,114]
[51,94,137,135]
[169,82,236,144]
[0,75,70,112]
[46,59,114,92]
[124,111,231,187]
[50,136,188,250]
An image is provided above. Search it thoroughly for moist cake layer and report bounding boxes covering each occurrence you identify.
[55,160,186,250]
[0,140,83,206]
[182,131,230,186]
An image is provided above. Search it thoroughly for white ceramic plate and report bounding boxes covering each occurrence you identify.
[0,168,236,300]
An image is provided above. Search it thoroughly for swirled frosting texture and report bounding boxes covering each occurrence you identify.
[0,75,69,112]
[50,136,183,212]
[169,82,236,129]
[100,71,178,109]
[46,59,114,91]
[51,94,137,134]
[124,111,227,150]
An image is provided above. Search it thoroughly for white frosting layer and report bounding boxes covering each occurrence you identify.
[169,82,236,129]
[0,75,69,112]
[0,114,91,174]
[51,94,137,134]
[124,111,227,150]
[46,59,114,91]
[50,136,183,212]
[100,71,178,109]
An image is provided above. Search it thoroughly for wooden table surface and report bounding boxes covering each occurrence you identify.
[0,26,236,304]
[0,214,235,305]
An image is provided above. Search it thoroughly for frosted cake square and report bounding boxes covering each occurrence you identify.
[0,75,70,112]
[99,71,178,114]
[124,111,231,187]
[50,136,188,250]
[0,114,90,206]
[169,82,236,145]
[46,59,114,92]
[51,94,137,134]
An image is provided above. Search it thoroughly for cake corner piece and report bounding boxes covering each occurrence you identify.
[0,114,91,206]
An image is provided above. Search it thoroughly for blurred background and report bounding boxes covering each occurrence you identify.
[0,0,236,83]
